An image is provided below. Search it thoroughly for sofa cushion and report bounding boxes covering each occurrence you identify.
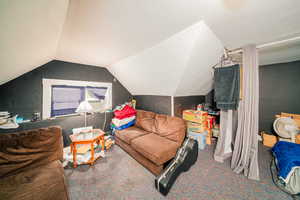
[154,114,186,145]
[135,110,156,132]
[115,126,150,145]
[0,160,69,200]
[131,133,180,165]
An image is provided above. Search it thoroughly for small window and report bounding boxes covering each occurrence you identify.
[43,79,112,119]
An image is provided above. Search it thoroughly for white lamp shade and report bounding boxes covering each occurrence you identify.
[76,101,93,113]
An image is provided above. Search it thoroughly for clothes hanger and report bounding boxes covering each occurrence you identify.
[212,48,242,69]
[211,48,243,100]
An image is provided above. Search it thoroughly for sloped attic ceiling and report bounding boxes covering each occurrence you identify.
[55,0,300,96]
[56,0,300,67]
[1,0,300,96]
[56,0,204,66]
[199,0,300,49]
[109,21,223,96]
[0,0,69,85]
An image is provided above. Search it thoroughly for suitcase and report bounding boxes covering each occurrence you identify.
[155,137,198,195]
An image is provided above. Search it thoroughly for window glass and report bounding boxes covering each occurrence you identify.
[86,86,108,101]
[86,86,109,112]
[51,86,85,117]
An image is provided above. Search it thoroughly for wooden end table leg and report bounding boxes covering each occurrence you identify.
[101,136,105,152]
[72,143,77,168]
[90,143,95,165]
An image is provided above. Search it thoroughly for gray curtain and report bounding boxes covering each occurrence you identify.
[214,109,238,163]
[231,44,260,181]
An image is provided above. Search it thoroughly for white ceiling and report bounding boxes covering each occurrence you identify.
[0,0,69,85]
[174,23,224,96]
[109,21,223,96]
[259,40,300,66]
[1,0,300,96]
[56,0,204,67]
[56,0,300,67]
[199,0,300,49]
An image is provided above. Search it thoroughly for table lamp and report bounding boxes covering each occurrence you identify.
[76,101,93,127]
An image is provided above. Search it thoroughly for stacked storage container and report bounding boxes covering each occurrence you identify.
[183,110,209,150]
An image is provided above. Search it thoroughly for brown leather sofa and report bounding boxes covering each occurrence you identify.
[115,110,186,175]
[0,126,69,200]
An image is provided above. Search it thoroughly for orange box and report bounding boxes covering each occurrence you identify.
[296,134,300,144]
[183,110,208,124]
[262,132,277,147]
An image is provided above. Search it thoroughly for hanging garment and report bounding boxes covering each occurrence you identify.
[214,65,240,110]
[214,109,238,163]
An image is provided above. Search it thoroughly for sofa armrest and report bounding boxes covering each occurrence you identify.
[0,126,63,178]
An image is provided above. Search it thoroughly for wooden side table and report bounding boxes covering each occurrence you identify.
[69,129,105,168]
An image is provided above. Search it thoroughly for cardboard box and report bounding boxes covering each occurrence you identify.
[296,134,300,144]
[277,113,300,128]
[262,132,277,147]
[183,110,208,124]
[187,121,207,133]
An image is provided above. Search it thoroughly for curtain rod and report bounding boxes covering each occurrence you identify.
[228,35,300,54]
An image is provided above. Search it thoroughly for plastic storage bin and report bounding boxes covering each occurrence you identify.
[187,131,208,150]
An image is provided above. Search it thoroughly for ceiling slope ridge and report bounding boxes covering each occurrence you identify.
[170,21,208,96]
[107,21,204,96]
[54,0,71,60]
[55,0,205,67]
[108,21,206,68]
[174,21,224,96]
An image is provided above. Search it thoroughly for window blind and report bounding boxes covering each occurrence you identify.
[51,85,85,117]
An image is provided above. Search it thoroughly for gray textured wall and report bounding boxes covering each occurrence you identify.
[133,95,207,117]
[174,96,205,117]
[133,95,172,115]
[259,60,300,133]
[205,90,216,109]
[0,60,132,145]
